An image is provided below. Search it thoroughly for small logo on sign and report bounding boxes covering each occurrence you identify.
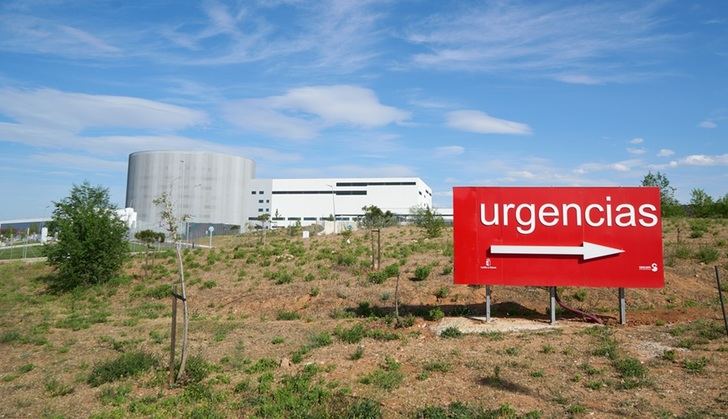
[480,257,497,270]
[638,263,659,272]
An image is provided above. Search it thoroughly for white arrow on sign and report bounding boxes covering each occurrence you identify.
[490,241,624,261]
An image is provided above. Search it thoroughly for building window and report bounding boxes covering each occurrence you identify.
[336,181,416,187]
[265,199,269,203]
[419,191,422,195]
[252,191,256,195]
[287,217,301,221]
[303,217,317,221]
[258,199,264,203]
[259,191,264,194]
[265,208,270,212]
[258,208,264,212]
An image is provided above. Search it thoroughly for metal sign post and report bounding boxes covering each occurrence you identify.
[619,288,627,325]
[207,225,214,248]
[549,287,556,324]
[485,285,492,322]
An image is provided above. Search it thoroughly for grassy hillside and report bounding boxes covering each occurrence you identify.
[0,219,726,418]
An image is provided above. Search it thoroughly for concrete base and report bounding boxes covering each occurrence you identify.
[433,317,558,336]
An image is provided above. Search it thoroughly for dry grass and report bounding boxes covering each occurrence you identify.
[0,221,727,417]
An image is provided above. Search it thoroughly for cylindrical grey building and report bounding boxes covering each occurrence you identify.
[125,151,255,230]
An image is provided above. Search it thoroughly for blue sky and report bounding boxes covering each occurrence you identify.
[0,0,727,219]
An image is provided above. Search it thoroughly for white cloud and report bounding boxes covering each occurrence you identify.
[627,147,646,155]
[698,120,717,129]
[657,148,674,157]
[0,88,208,132]
[434,145,465,157]
[0,14,121,58]
[681,154,728,166]
[574,159,642,174]
[630,137,644,144]
[446,110,531,135]
[222,85,409,139]
[405,2,673,83]
[30,153,127,172]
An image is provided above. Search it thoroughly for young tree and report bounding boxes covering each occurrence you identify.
[689,188,714,218]
[45,182,129,289]
[410,205,445,238]
[641,171,682,216]
[134,229,165,280]
[358,205,397,229]
[257,213,270,243]
[153,192,190,384]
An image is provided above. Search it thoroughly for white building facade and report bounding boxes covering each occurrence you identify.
[126,151,432,232]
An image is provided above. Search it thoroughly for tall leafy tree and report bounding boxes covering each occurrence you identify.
[641,171,682,216]
[689,188,714,218]
[45,182,129,289]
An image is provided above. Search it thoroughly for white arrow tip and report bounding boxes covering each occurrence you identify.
[582,242,624,260]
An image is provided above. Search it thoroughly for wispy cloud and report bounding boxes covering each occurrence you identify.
[698,109,728,129]
[0,14,121,58]
[630,137,644,144]
[446,110,531,135]
[574,159,643,174]
[627,147,646,155]
[434,145,465,157]
[0,88,208,132]
[657,148,674,157]
[698,120,717,128]
[30,153,127,172]
[405,2,674,83]
[222,85,409,139]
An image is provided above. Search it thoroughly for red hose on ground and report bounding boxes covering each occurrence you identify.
[553,288,604,324]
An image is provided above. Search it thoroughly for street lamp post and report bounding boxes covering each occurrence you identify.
[327,184,337,234]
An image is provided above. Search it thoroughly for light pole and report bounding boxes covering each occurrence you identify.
[326,184,337,234]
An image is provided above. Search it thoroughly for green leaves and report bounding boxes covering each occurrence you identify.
[45,182,129,289]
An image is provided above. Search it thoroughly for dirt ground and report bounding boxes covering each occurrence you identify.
[1,219,727,418]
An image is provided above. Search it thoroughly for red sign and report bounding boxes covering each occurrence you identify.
[453,187,664,288]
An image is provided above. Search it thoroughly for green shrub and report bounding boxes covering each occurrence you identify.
[276,310,301,321]
[359,356,404,390]
[614,357,646,378]
[349,346,365,360]
[271,269,294,285]
[45,377,75,397]
[334,323,366,344]
[696,246,719,263]
[367,271,387,284]
[427,307,445,321]
[413,265,431,281]
[184,355,219,383]
[245,358,278,374]
[87,351,158,387]
[683,357,708,373]
[309,332,333,348]
[383,263,399,278]
[440,327,462,339]
[434,287,450,300]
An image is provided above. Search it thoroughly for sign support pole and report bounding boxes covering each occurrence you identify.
[549,287,556,325]
[619,288,626,325]
[485,285,491,322]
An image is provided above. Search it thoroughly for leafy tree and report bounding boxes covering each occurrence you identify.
[45,182,129,289]
[410,206,445,238]
[715,194,728,218]
[358,205,398,229]
[641,171,682,216]
[689,188,714,218]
